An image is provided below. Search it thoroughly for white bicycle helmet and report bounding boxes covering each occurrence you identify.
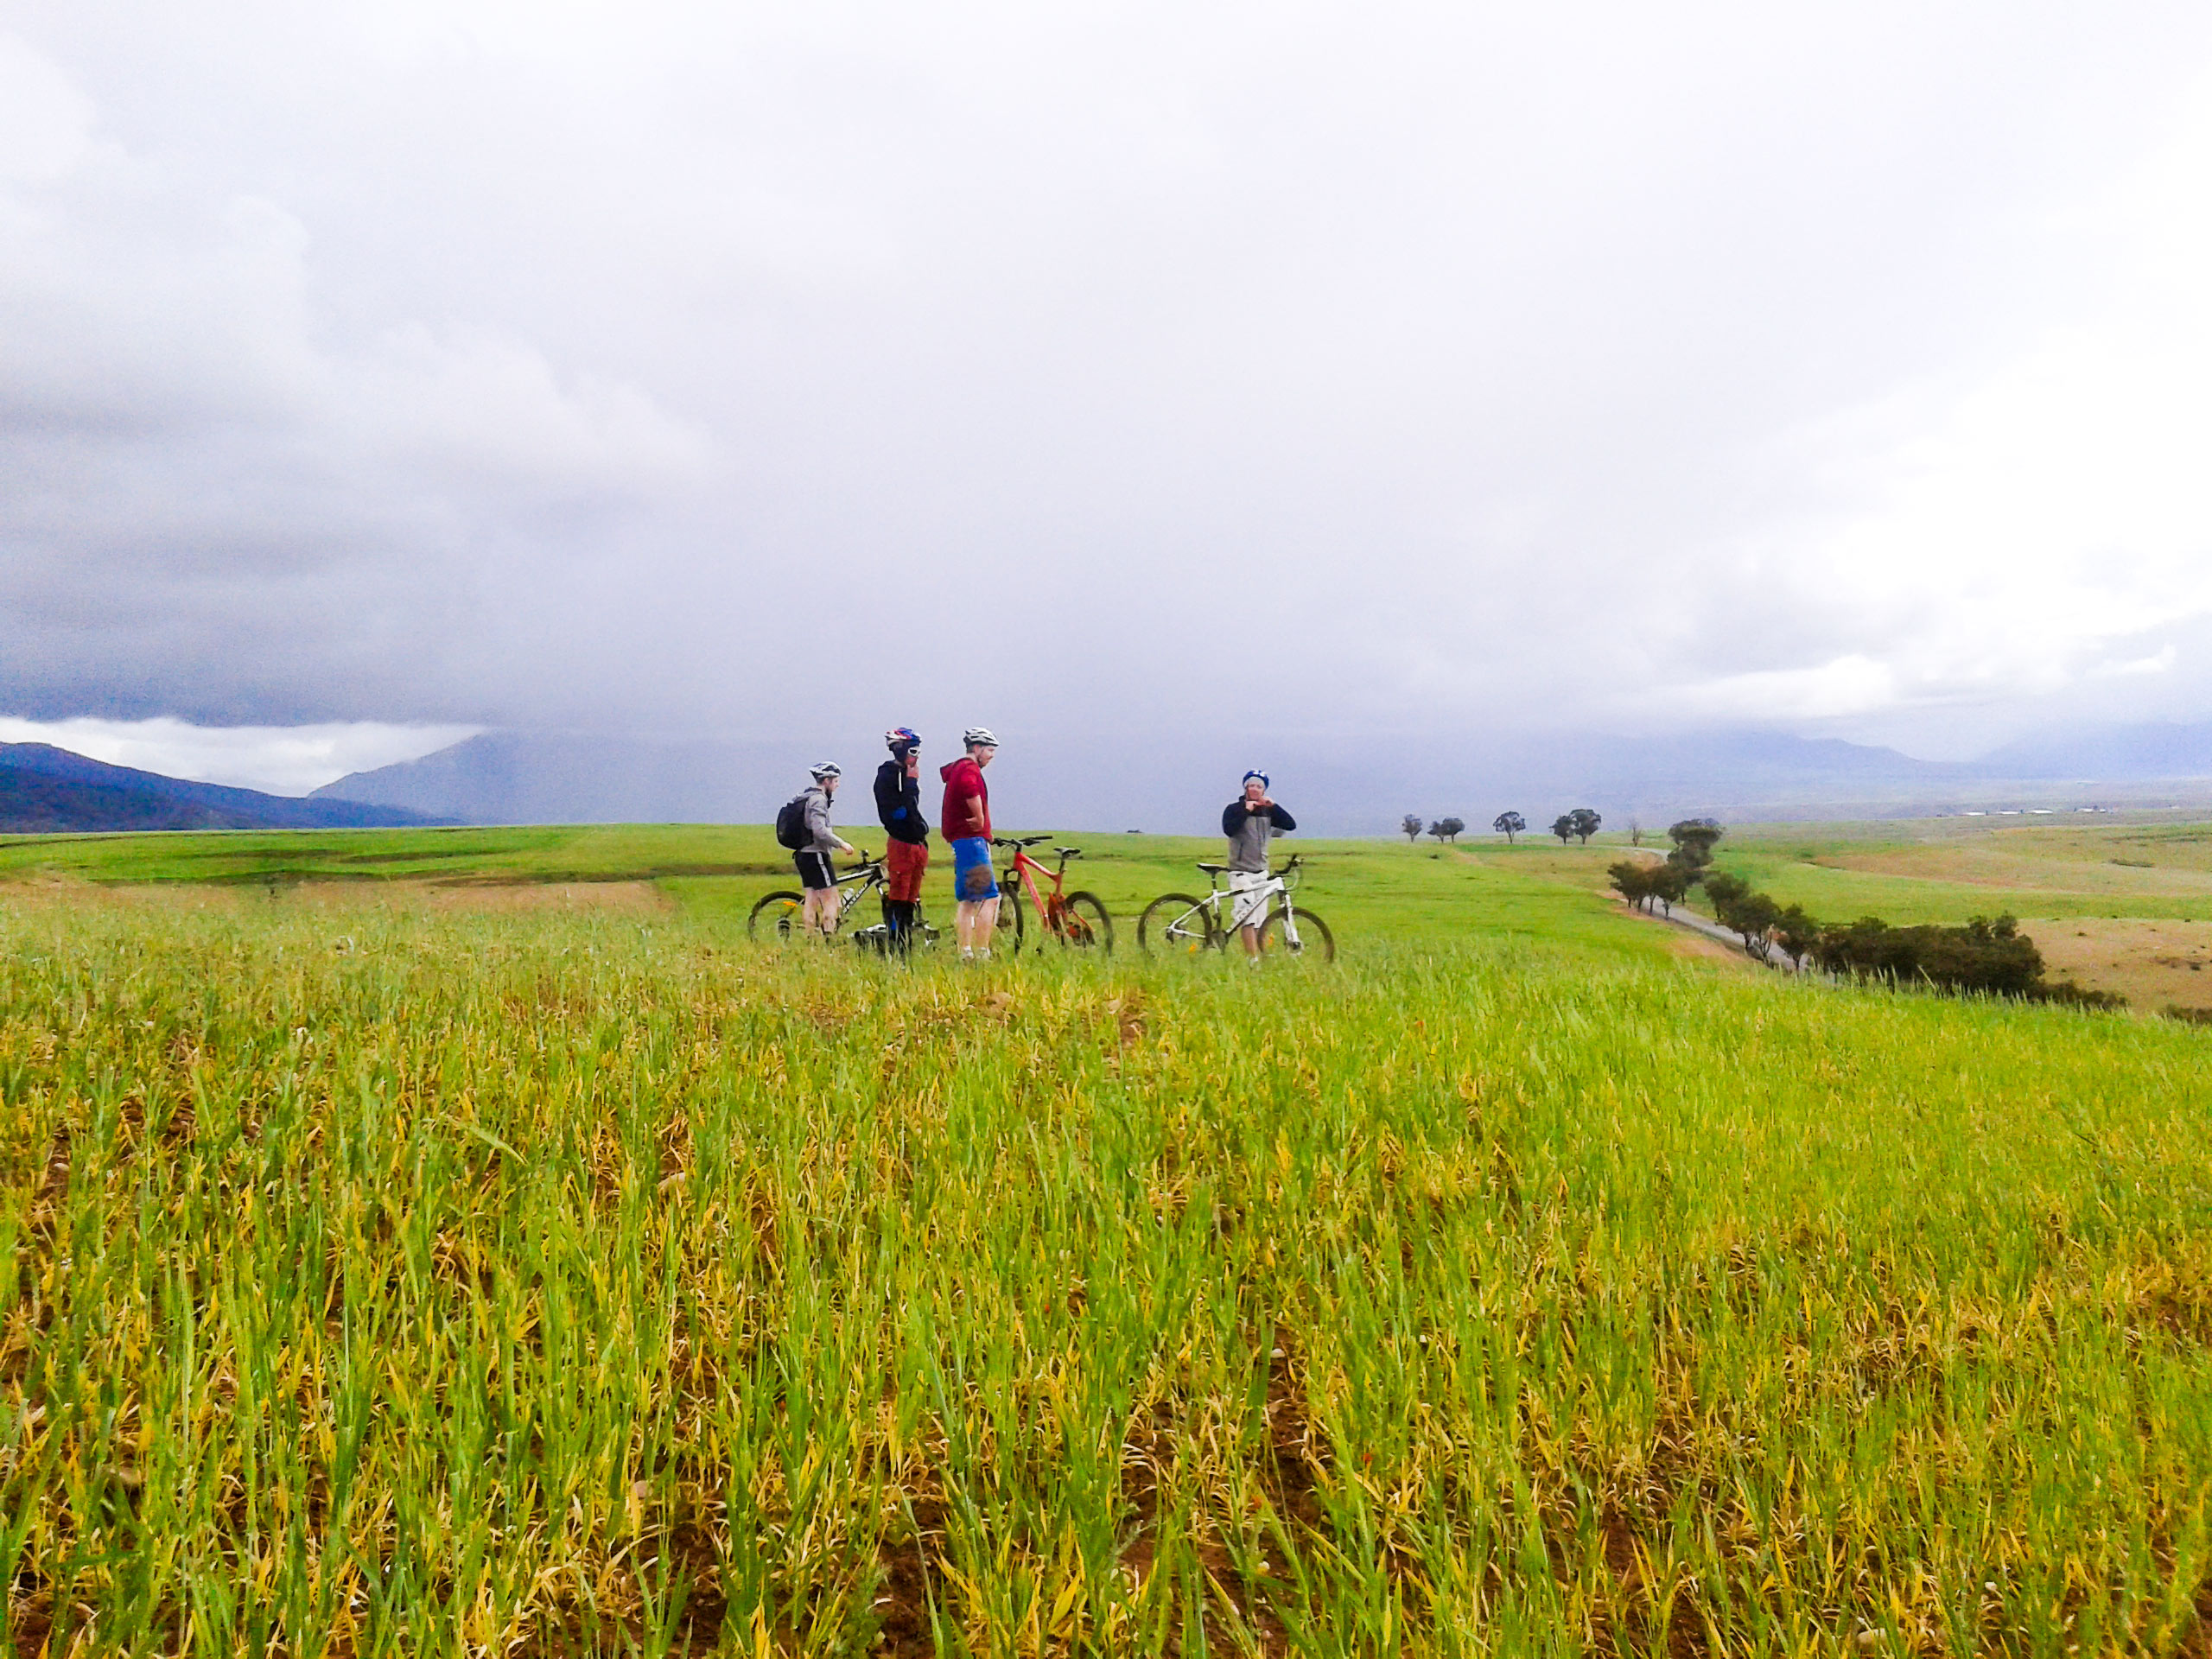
[809,760,842,779]
[963,727,998,749]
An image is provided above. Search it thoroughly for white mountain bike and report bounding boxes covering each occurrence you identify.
[1136,855,1335,962]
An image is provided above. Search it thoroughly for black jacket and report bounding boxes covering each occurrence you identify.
[875,759,930,844]
[1222,800,1297,836]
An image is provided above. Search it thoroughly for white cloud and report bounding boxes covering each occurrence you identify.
[0,715,477,794]
[1646,656,1902,725]
[3,6,2211,753]
[0,31,92,184]
[1645,69,2212,729]
[0,28,709,725]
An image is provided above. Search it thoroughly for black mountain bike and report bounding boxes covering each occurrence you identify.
[748,855,938,950]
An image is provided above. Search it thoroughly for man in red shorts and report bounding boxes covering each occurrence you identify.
[873,727,929,951]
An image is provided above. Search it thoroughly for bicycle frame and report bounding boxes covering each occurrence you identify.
[750,854,940,949]
[814,860,882,918]
[1000,842,1075,931]
[1147,857,1297,944]
[1139,854,1327,959]
[1204,859,1303,946]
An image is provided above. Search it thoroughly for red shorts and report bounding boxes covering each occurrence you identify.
[886,838,929,902]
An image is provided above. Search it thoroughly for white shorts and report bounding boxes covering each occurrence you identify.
[1230,869,1273,931]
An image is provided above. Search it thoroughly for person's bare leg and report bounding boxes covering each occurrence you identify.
[955,899,978,953]
[976,895,1000,954]
[1243,923,1262,960]
[807,890,838,938]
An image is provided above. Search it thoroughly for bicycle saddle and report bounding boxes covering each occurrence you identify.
[1056,847,1084,859]
[1196,861,1227,874]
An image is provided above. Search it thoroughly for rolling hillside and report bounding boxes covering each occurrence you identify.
[0,742,453,833]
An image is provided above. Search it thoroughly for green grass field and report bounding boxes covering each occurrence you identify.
[0,825,1687,967]
[3,823,2210,1655]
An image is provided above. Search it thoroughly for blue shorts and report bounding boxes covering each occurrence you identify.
[950,836,998,902]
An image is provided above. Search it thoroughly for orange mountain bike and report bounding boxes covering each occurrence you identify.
[990,836,1113,955]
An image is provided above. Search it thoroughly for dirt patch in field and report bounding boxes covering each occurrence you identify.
[290,879,672,915]
[1603,892,1761,969]
[0,875,246,912]
[2020,918,2212,1014]
[1649,922,1758,969]
[1829,844,2212,898]
[0,874,671,916]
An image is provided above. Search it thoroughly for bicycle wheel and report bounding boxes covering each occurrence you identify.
[1258,906,1334,963]
[1058,892,1113,953]
[995,887,1025,954]
[1138,893,1219,955]
[747,891,808,944]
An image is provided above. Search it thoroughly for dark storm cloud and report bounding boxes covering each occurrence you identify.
[3,5,2211,753]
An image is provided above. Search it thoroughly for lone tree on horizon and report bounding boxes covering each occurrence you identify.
[1428,816,1465,843]
[1493,810,1525,844]
[1402,813,1424,842]
[1568,807,1602,844]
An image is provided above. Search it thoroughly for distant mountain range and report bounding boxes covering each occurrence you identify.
[10,717,2208,842]
[1975,721,2212,780]
[1,743,452,834]
[312,721,2212,836]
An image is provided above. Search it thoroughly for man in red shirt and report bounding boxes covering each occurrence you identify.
[939,727,999,957]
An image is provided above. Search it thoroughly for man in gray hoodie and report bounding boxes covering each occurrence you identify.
[798,762,861,938]
[1223,769,1296,960]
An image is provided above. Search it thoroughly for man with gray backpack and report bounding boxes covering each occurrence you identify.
[774,762,860,938]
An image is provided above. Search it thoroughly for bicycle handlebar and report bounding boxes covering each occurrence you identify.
[991,835,1052,848]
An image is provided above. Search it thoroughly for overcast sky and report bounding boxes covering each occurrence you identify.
[6,3,2212,792]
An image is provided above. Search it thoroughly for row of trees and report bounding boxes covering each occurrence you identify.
[1401,809,1605,845]
[1607,818,1723,917]
[1403,814,1467,842]
[1609,823,2119,1003]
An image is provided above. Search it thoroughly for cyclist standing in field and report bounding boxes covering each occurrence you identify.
[797,762,859,938]
[1224,769,1296,963]
[874,727,928,951]
[940,728,999,959]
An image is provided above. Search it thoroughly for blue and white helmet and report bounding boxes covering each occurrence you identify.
[1243,769,1269,787]
[885,727,919,754]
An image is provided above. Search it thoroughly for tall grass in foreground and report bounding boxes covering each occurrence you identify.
[2,899,2209,1656]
